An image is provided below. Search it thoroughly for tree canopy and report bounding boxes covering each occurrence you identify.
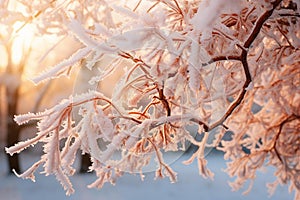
[4,0,299,199]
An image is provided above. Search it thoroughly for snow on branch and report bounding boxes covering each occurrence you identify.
[32,47,91,84]
[5,0,300,199]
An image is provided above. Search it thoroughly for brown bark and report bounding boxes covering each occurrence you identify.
[6,86,21,174]
[79,153,92,173]
[6,121,21,174]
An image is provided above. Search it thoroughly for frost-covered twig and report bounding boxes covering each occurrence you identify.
[4,0,299,199]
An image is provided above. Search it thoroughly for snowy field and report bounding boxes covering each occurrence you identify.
[0,150,294,200]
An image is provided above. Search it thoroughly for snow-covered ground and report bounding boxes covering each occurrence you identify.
[0,150,294,200]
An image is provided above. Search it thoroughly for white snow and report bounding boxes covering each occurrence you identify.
[0,151,293,200]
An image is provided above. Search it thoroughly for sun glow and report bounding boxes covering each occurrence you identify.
[11,22,35,66]
[0,46,8,71]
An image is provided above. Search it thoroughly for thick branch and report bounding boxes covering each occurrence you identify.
[208,0,282,131]
[244,0,282,49]
[157,88,171,116]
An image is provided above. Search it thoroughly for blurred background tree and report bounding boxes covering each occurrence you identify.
[0,0,79,173]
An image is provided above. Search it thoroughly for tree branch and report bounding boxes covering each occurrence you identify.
[244,0,282,49]
[202,55,241,67]
[208,0,282,131]
[272,114,299,164]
